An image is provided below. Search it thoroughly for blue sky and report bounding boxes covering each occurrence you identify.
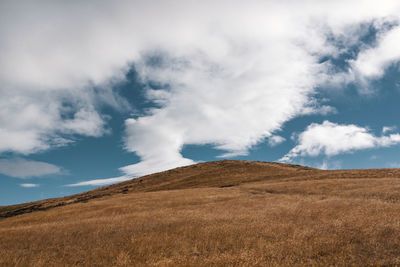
[1,0,400,205]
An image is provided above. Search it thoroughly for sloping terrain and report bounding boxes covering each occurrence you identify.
[2,160,400,266]
[0,160,317,218]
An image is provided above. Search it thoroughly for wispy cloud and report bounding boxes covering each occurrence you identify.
[280,121,400,162]
[65,176,132,187]
[383,126,397,134]
[316,160,342,170]
[20,183,39,188]
[0,158,61,178]
[387,162,400,168]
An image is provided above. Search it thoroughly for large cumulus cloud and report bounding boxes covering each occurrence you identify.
[1,0,400,178]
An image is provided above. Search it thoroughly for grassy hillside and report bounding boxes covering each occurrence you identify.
[2,160,400,266]
[0,160,317,219]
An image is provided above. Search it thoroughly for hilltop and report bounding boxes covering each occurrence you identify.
[2,160,400,266]
[0,160,317,218]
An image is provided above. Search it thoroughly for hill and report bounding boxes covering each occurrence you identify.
[2,160,400,266]
[0,160,317,218]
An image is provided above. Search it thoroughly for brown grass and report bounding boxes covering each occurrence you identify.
[1,160,400,266]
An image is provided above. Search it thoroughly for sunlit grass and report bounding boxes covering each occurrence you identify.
[1,161,400,266]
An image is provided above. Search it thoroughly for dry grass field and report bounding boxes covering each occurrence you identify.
[2,160,400,266]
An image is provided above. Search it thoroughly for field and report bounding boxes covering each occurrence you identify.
[2,160,400,266]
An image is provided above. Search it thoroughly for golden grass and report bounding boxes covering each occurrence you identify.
[2,160,400,266]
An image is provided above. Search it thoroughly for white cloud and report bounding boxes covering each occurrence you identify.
[318,160,329,170]
[120,1,400,176]
[0,158,61,178]
[1,1,400,176]
[350,26,400,80]
[268,136,286,147]
[280,121,400,162]
[65,175,132,187]
[383,126,397,134]
[0,1,131,154]
[326,23,400,93]
[20,183,39,188]
[316,160,342,170]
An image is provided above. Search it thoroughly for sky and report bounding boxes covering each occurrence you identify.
[1,0,400,205]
